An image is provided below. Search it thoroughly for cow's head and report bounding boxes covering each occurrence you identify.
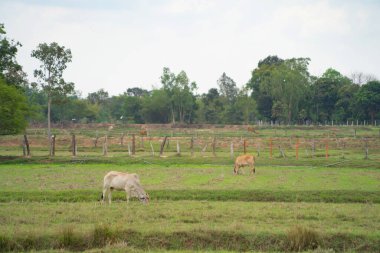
[139,192,149,204]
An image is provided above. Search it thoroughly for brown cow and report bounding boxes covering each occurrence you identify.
[233,154,255,175]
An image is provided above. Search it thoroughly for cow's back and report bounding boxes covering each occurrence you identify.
[235,154,254,165]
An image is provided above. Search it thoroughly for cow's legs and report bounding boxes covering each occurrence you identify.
[102,187,108,204]
[250,164,255,174]
[125,188,131,204]
[108,190,112,204]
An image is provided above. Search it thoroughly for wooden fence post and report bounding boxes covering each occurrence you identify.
[120,132,125,146]
[132,134,136,155]
[269,138,273,159]
[127,143,131,156]
[325,140,329,160]
[51,135,56,156]
[150,142,155,157]
[243,139,247,154]
[23,134,30,157]
[201,143,208,156]
[160,136,168,156]
[279,145,286,158]
[364,138,369,159]
[176,140,181,156]
[212,137,216,157]
[230,142,234,159]
[72,134,77,157]
[103,135,108,156]
[190,136,194,157]
[94,130,99,148]
[295,139,299,160]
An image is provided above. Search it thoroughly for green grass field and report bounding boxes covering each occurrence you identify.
[0,125,380,252]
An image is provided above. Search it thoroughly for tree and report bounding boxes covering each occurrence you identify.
[141,89,171,123]
[217,72,238,103]
[160,67,197,124]
[0,24,27,88]
[355,80,380,124]
[0,78,28,134]
[247,56,311,123]
[127,87,149,97]
[31,42,74,155]
[311,68,351,122]
[87,89,109,104]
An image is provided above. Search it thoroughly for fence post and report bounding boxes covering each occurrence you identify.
[94,130,99,148]
[243,139,247,154]
[364,138,369,159]
[201,143,208,156]
[72,134,77,157]
[51,135,56,156]
[120,132,125,146]
[230,142,234,159]
[312,138,315,158]
[212,137,216,157]
[325,140,329,160]
[190,136,194,157]
[103,135,108,156]
[127,143,131,156]
[269,138,273,159]
[132,134,136,155]
[295,139,299,160]
[23,134,30,157]
[176,140,181,156]
[279,145,286,158]
[150,142,155,157]
[160,136,168,156]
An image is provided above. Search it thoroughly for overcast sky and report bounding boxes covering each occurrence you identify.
[1,0,379,96]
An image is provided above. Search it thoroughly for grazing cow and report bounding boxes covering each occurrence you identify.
[233,154,255,175]
[101,171,149,204]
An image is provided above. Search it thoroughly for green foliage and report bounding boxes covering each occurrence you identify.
[0,24,27,88]
[31,42,74,99]
[247,57,311,123]
[0,78,28,134]
[355,80,380,123]
[161,67,198,123]
[311,68,353,122]
[142,89,171,123]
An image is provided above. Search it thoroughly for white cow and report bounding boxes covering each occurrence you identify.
[101,171,149,204]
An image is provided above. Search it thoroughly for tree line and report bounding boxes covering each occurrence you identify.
[1,24,379,135]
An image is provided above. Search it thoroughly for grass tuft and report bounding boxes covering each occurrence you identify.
[92,223,114,247]
[287,225,320,251]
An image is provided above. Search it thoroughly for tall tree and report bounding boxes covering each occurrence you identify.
[0,24,27,88]
[247,56,311,123]
[160,67,197,124]
[217,72,238,103]
[31,42,74,155]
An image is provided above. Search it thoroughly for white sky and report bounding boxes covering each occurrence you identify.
[1,0,379,96]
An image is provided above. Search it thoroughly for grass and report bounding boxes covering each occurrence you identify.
[1,201,379,252]
[0,125,379,252]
